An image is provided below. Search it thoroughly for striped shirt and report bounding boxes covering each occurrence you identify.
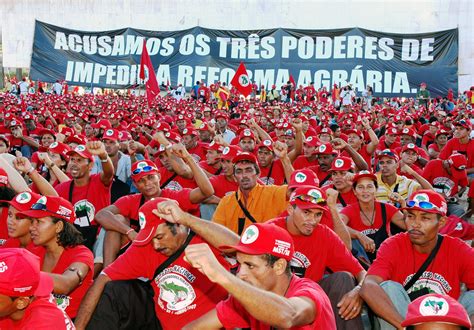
[376,173,420,203]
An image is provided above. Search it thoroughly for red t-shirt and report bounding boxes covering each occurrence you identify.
[342,144,372,170]
[0,207,8,244]
[293,155,318,170]
[103,236,230,330]
[209,175,239,198]
[367,233,474,299]
[259,159,286,186]
[321,186,358,212]
[187,143,207,162]
[198,160,220,175]
[1,238,45,256]
[55,174,111,227]
[114,190,198,225]
[37,245,94,318]
[158,167,198,190]
[422,159,468,197]
[216,275,336,330]
[268,217,363,281]
[376,137,400,152]
[340,202,399,236]
[7,296,75,329]
[439,138,474,169]
[307,165,333,187]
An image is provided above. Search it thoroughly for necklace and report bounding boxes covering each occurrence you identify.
[359,202,375,227]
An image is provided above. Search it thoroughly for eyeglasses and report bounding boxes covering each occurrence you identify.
[132,165,156,175]
[406,200,439,211]
[295,195,326,205]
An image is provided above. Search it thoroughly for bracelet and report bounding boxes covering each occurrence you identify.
[100,156,109,163]
[68,267,84,285]
[26,167,35,175]
[125,228,134,236]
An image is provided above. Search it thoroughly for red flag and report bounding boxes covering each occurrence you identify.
[289,74,296,87]
[139,40,160,104]
[231,62,252,97]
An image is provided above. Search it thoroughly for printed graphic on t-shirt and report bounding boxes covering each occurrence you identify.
[54,293,71,311]
[155,266,197,315]
[73,200,95,227]
[163,181,183,192]
[261,177,275,186]
[290,251,311,277]
[432,177,455,196]
[403,271,452,296]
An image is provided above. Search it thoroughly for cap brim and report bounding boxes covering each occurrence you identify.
[133,225,157,246]
[401,206,444,216]
[401,316,471,328]
[35,272,54,297]
[232,154,257,164]
[66,150,94,161]
[353,173,377,183]
[292,199,327,210]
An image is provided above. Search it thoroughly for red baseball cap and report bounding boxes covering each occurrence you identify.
[133,197,176,246]
[288,169,319,189]
[0,168,8,186]
[386,127,399,136]
[304,136,320,147]
[232,151,258,164]
[257,139,274,152]
[315,143,337,155]
[92,119,112,130]
[48,141,71,159]
[400,127,416,139]
[66,134,87,145]
[220,223,294,261]
[203,140,223,152]
[401,294,471,328]
[436,129,449,137]
[197,122,211,132]
[218,145,242,161]
[38,128,56,137]
[0,191,41,212]
[181,127,198,136]
[403,190,447,216]
[289,186,327,210]
[17,195,76,223]
[352,170,377,184]
[329,156,354,172]
[377,149,399,162]
[66,144,94,163]
[238,128,255,141]
[346,129,364,139]
[0,248,54,297]
[102,128,119,142]
[401,143,419,154]
[118,131,132,142]
[131,160,159,182]
[448,153,467,170]
[454,119,472,130]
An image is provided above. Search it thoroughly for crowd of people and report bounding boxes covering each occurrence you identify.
[0,80,473,329]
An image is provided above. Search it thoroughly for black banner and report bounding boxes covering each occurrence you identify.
[30,20,458,97]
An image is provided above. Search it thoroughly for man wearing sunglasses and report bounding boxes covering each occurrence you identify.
[95,148,214,267]
[360,190,474,329]
[267,185,366,330]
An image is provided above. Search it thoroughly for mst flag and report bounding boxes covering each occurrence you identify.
[139,40,160,104]
[231,62,252,97]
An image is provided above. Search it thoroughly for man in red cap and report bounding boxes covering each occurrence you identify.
[344,117,379,167]
[182,222,336,329]
[257,139,294,186]
[95,143,214,266]
[215,113,236,144]
[181,127,207,162]
[0,248,73,329]
[324,156,358,211]
[55,141,114,251]
[75,198,231,330]
[439,119,474,179]
[360,190,474,329]
[422,153,469,217]
[238,128,257,153]
[212,151,289,235]
[293,136,320,170]
[416,82,431,108]
[268,186,365,330]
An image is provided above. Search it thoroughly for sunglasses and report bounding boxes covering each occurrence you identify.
[30,202,65,218]
[406,200,439,211]
[296,195,326,205]
[132,165,156,175]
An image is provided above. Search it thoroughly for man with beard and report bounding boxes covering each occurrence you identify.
[360,190,474,329]
[54,141,114,251]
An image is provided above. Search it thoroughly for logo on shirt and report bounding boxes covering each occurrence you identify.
[419,296,449,316]
[163,180,183,192]
[404,271,452,296]
[54,294,71,311]
[73,200,95,227]
[158,273,196,313]
[49,141,59,149]
[261,176,275,186]
[241,225,259,244]
[0,262,8,273]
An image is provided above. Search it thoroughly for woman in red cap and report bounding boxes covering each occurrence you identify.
[17,195,94,320]
[340,171,405,262]
[31,128,56,171]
